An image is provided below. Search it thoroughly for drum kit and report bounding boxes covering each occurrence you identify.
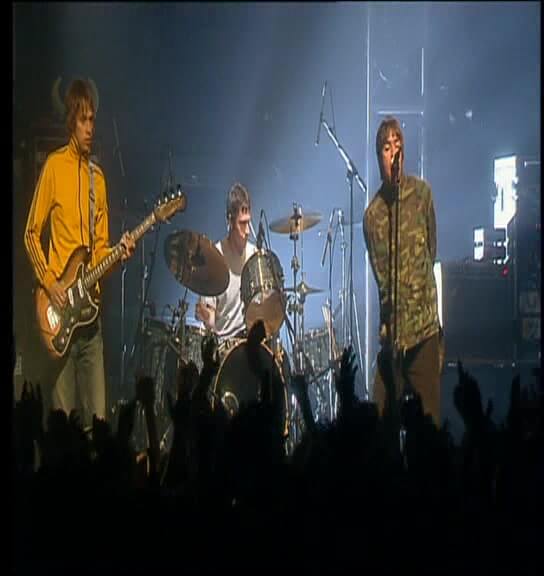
[135,203,343,455]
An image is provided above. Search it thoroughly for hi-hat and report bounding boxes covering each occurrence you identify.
[285,280,324,296]
[269,211,322,234]
[164,230,228,297]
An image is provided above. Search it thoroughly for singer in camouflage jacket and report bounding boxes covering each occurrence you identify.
[363,173,440,352]
[364,116,442,426]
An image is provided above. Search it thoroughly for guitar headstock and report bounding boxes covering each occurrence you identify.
[154,186,187,222]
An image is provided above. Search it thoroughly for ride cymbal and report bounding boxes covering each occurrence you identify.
[269,211,322,234]
[164,230,228,297]
[285,280,324,296]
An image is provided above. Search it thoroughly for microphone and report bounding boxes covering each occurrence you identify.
[112,117,125,177]
[257,210,265,250]
[249,220,258,242]
[321,207,336,267]
[392,148,402,183]
[315,81,328,146]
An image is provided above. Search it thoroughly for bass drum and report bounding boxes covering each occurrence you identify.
[210,339,289,438]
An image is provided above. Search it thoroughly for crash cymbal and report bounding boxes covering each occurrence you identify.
[269,211,322,234]
[285,280,324,296]
[164,230,229,297]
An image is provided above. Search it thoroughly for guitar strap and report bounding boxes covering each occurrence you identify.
[89,159,95,254]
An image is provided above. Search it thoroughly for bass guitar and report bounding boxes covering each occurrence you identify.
[35,189,186,359]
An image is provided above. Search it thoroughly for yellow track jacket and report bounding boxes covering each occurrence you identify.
[24,136,112,293]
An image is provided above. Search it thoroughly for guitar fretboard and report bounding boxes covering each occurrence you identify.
[84,212,157,290]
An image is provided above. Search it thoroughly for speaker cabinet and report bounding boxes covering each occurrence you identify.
[441,261,514,364]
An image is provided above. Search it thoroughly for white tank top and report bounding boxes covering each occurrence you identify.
[200,238,256,343]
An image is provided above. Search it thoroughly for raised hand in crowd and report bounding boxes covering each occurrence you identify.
[291,373,316,434]
[199,333,220,395]
[247,319,266,378]
[116,398,137,449]
[18,380,44,442]
[135,376,160,483]
[92,414,112,458]
[335,345,358,415]
[14,380,44,475]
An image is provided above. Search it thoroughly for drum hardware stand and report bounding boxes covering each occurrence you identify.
[259,208,299,369]
[262,205,306,443]
[321,207,343,421]
[169,287,189,357]
[288,203,304,374]
[284,202,331,432]
[285,203,309,442]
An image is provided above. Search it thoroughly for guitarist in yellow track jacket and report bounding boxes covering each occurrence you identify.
[24,78,135,431]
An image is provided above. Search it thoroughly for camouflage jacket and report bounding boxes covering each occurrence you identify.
[363,174,440,351]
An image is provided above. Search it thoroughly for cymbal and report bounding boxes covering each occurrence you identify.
[285,280,324,296]
[269,211,322,234]
[164,230,229,297]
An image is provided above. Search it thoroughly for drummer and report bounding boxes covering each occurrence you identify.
[195,182,256,344]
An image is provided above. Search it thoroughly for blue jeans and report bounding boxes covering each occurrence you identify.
[51,318,106,430]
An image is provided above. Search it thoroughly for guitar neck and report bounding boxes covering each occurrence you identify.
[84,212,157,289]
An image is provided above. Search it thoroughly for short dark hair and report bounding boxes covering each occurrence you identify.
[376,116,404,180]
[226,182,251,222]
[65,78,96,135]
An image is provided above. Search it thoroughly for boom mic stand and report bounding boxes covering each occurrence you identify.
[318,116,368,399]
[126,199,162,382]
[113,117,128,397]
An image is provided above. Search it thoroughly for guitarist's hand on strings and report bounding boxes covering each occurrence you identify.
[47,281,67,311]
[120,231,136,262]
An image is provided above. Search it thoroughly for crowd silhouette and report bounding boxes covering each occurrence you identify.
[13,322,542,574]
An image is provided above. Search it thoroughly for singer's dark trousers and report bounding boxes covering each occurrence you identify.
[372,331,442,428]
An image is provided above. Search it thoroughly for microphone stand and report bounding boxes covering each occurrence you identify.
[320,118,367,369]
[326,216,340,420]
[385,166,405,452]
[113,117,128,398]
[127,199,162,382]
[339,209,347,348]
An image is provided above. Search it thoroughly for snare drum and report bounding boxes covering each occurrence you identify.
[179,324,206,372]
[304,327,331,374]
[210,339,289,437]
[241,250,285,337]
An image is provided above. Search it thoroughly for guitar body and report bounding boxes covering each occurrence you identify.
[35,246,100,359]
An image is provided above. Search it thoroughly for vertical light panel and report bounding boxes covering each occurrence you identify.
[364,3,371,399]
[493,155,518,262]
[433,261,443,329]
